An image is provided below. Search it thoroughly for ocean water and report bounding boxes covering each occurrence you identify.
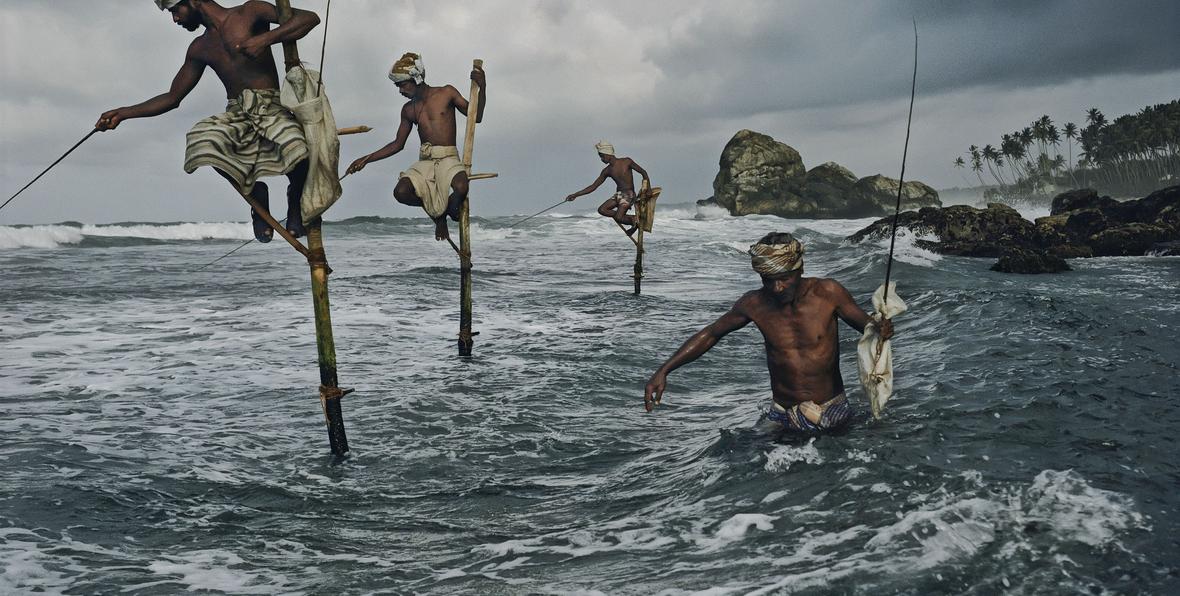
[1,204,1178,594]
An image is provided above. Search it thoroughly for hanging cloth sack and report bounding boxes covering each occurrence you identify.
[857,282,907,419]
[280,67,342,223]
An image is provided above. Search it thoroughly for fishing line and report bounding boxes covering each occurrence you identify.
[509,200,566,228]
[1,129,99,214]
[882,19,918,303]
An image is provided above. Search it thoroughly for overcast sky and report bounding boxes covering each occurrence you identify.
[2,0,1178,224]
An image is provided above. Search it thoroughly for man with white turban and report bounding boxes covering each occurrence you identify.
[97,1,321,243]
[347,52,487,242]
[564,141,652,236]
[644,232,895,434]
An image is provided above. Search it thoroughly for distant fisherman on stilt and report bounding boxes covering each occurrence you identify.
[96,0,322,244]
[644,232,895,434]
[346,52,487,243]
[564,141,652,237]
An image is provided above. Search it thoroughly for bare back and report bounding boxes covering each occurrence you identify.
[189,3,282,98]
[603,157,639,192]
[735,278,868,406]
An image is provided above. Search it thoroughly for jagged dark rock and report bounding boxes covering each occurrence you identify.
[847,185,1180,271]
[990,248,1072,274]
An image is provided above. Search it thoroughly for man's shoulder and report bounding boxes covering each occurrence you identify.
[735,288,766,310]
[806,277,852,300]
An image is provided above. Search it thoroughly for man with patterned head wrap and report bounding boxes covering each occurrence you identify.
[348,52,487,242]
[97,1,321,243]
[564,141,652,236]
[644,232,895,435]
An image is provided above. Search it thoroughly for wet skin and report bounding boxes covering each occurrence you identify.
[565,155,651,234]
[347,67,488,242]
[95,1,320,239]
[644,271,895,412]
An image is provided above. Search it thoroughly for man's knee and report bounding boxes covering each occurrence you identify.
[394,178,418,203]
[598,204,614,217]
[450,175,469,198]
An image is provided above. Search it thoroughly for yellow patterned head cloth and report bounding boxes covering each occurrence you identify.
[594,141,615,156]
[749,234,804,276]
[389,52,425,85]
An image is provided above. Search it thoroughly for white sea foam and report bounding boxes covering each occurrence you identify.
[873,226,942,267]
[764,439,823,472]
[0,222,250,249]
[146,549,296,594]
[0,225,85,249]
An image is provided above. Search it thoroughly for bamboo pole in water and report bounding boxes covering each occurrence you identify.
[633,223,644,295]
[458,59,483,356]
[276,0,349,455]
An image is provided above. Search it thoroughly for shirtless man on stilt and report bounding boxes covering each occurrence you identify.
[96,0,320,243]
[564,141,651,236]
[346,53,487,242]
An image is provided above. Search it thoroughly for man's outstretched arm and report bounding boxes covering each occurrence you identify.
[96,48,204,130]
[644,303,752,412]
[238,1,320,58]
[348,108,413,173]
[565,171,609,201]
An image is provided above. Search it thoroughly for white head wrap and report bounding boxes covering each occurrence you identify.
[389,52,426,85]
[749,235,805,276]
[595,141,615,156]
[155,0,183,10]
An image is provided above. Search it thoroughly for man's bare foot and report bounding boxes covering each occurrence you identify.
[249,182,273,243]
[625,225,638,237]
[434,218,451,241]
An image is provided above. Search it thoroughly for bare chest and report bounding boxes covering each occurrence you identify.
[750,301,837,349]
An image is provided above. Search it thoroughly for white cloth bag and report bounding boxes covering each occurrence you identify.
[281,67,342,223]
[857,282,907,419]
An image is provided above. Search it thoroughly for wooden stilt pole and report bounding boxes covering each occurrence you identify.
[458,59,484,357]
[634,225,644,295]
[276,0,349,455]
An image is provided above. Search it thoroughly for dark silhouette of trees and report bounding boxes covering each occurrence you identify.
[960,100,1179,201]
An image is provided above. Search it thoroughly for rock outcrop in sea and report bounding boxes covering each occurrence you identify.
[847,186,1180,273]
[703,130,942,218]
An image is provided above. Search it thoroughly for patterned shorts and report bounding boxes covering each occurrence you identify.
[763,393,854,433]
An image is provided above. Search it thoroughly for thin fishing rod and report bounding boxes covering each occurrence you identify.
[509,200,566,228]
[1,129,99,214]
[198,172,350,270]
[315,0,331,98]
[882,19,918,304]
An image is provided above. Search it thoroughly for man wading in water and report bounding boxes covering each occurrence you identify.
[644,232,895,433]
[97,0,320,243]
[564,141,651,236]
[346,52,487,242]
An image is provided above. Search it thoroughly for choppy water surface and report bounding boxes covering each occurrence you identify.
[2,205,1178,594]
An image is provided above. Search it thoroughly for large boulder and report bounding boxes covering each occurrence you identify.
[850,175,942,218]
[1088,223,1176,256]
[804,162,859,218]
[712,130,812,217]
[1050,188,1117,215]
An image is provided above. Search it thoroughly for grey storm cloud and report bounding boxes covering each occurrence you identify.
[2,0,1178,224]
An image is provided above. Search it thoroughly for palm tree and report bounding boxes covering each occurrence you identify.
[1063,121,1078,177]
